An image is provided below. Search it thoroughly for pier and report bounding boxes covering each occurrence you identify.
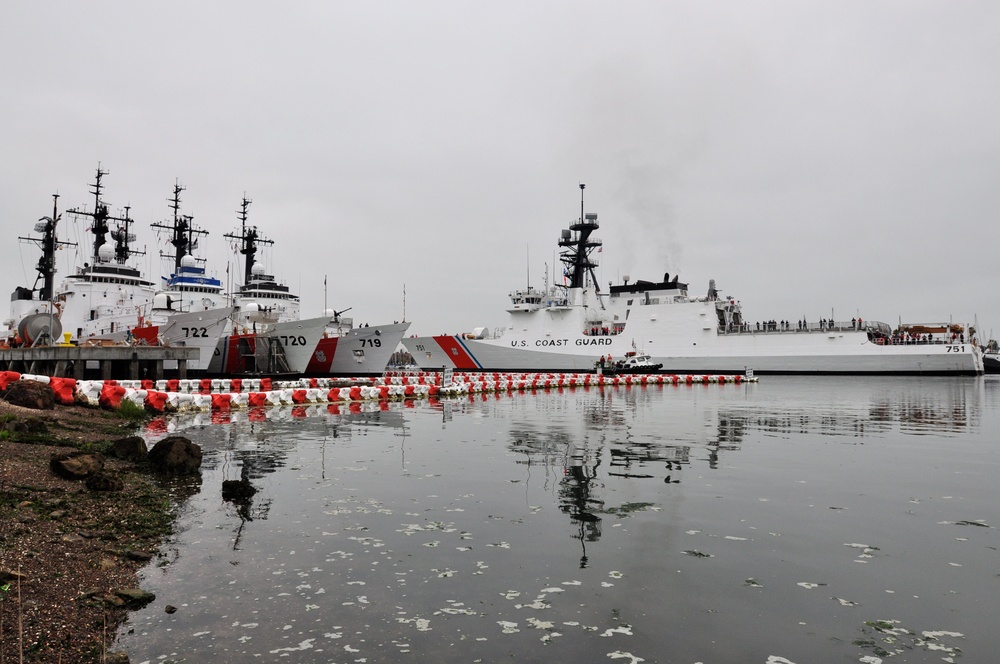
[0,346,199,380]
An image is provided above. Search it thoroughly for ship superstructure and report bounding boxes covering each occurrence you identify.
[149,181,227,315]
[40,167,157,341]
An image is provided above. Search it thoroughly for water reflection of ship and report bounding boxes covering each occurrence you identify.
[219,446,281,550]
[221,459,267,550]
[559,444,604,568]
[508,424,606,567]
[507,388,753,566]
[717,388,979,437]
[609,414,746,476]
[152,402,411,436]
[504,379,986,569]
[212,406,413,549]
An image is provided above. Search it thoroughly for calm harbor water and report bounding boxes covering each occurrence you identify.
[116,377,1000,663]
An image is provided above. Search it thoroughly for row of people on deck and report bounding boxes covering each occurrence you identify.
[584,325,624,336]
[726,317,867,333]
[884,331,965,345]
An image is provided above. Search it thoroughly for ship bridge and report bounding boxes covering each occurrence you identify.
[507,286,544,312]
[507,286,570,313]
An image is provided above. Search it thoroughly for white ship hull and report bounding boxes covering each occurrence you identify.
[87,307,236,373]
[305,322,411,376]
[206,315,331,376]
[403,329,981,375]
[148,307,236,373]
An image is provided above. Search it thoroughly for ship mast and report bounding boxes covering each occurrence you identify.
[66,165,142,266]
[18,193,76,301]
[558,183,603,292]
[111,205,142,265]
[223,196,273,287]
[68,166,110,263]
[151,181,209,273]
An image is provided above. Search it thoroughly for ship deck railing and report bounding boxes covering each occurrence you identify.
[879,337,966,345]
[722,320,875,334]
[718,321,967,345]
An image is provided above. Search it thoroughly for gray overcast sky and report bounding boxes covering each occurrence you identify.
[2,2,998,339]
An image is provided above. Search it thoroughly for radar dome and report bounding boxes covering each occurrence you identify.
[180,254,197,268]
[97,244,114,262]
[251,262,265,276]
[152,293,172,310]
[243,301,272,323]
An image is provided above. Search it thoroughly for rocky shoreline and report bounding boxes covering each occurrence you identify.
[1,388,195,663]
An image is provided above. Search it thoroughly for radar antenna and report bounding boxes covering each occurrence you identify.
[66,165,143,265]
[17,193,77,301]
[223,195,273,286]
[558,183,603,292]
[151,180,210,273]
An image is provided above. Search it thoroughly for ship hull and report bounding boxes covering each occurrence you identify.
[147,307,236,373]
[305,322,411,376]
[207,316,330,376]
[984,352,1000,374]
[86,307,236,373]
[402,314,983,376]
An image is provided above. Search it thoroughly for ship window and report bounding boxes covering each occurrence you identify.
[627,299,633,306]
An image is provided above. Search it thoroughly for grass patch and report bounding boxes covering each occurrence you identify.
[114,399,147,424]
[78,440,115,456]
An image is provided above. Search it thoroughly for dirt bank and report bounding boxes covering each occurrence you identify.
[1,400,174,663]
